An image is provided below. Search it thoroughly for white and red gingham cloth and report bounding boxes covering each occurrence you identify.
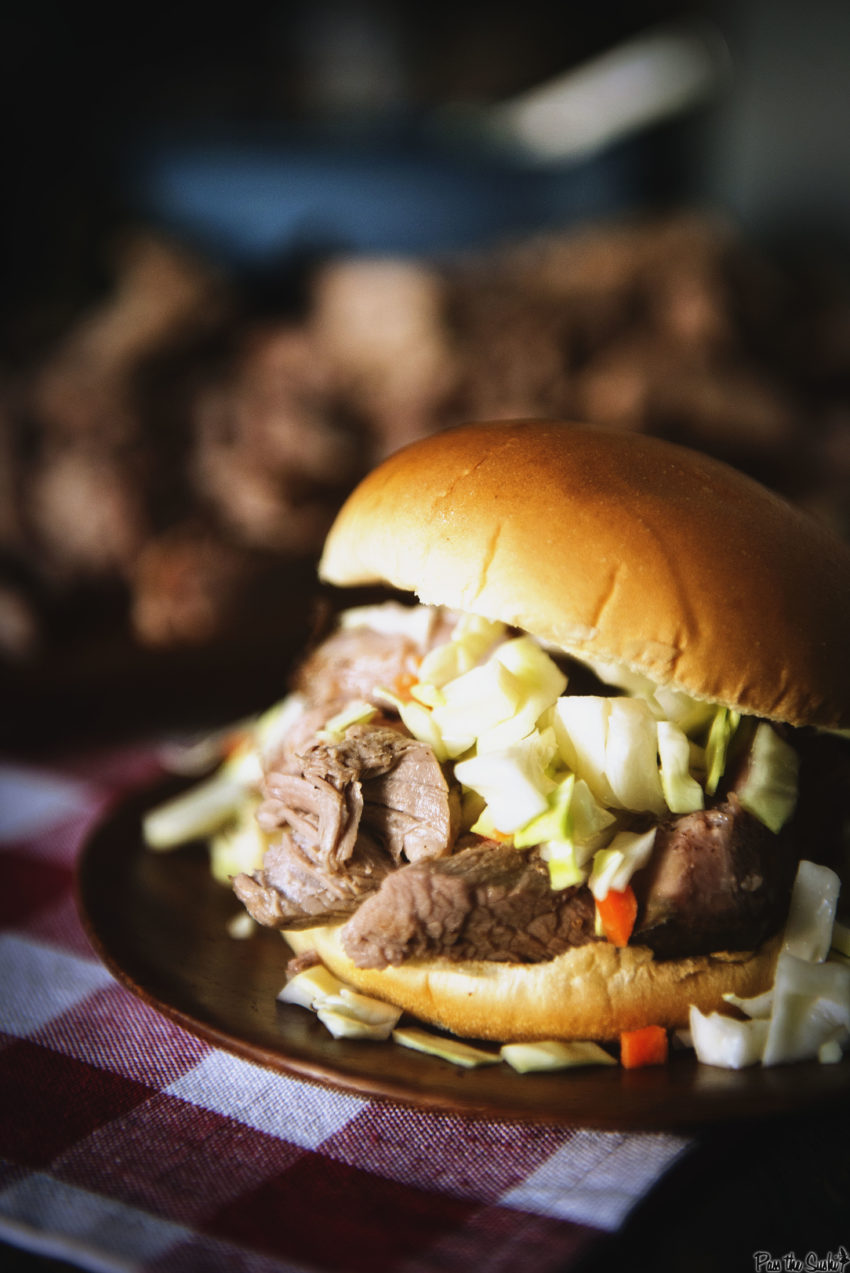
[0,741,694,1272]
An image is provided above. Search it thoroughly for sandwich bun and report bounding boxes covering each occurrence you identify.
[285,925,782,1042]
[320,419,850,729]
[283,420,850,1041]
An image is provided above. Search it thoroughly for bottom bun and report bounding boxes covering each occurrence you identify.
[284,926,782,1042]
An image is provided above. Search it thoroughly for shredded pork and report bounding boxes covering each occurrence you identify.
[233,620,809,965]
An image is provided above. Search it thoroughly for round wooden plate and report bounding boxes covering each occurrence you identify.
[76,777,850,1129]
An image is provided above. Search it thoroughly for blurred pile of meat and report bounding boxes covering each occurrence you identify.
[3,209,850,683]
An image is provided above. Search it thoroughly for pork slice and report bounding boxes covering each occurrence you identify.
[259,769,363,870]
[258,724,457,870]
[361,742,460,863]
[632,796,796,958]
[236,722,459,929]
[293,608,460,710]
[294,626,423,709]
[340,841,598,969]
[233,829,393,929]
[263,702,343,774]
[285,949,322,978]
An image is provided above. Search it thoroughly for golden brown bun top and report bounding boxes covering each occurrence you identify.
[320,420,850,728]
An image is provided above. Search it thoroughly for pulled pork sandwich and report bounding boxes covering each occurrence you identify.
[152,420,850,1050]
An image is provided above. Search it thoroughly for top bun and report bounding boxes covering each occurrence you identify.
[320,420,850,729]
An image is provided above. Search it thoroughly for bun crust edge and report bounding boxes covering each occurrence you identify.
[319,420,850,729]
[284,925,781,1042]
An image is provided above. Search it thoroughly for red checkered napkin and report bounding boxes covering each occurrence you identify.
[0,745,691,1272]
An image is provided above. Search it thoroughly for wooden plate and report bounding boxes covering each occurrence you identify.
[76,778,850,1130]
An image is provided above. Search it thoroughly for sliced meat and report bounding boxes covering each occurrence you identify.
[339,796,797,970]
[293,607,461,710]
[258,723,458,869]
[234,722,459,929]
[632,795,797,958]
[340,840,598,968]
[285,949,322,978]
[259,766,363,872]
[264,701,344,774]
[233,828,393,928]
[294,626,422,709]
[361,741,459,862]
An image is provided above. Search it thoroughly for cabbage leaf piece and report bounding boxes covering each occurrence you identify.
[553,696,667,815]
[587,829,657,900]
[690,860,849,1069]
[735,722,799,834]
[501,1040,616,1072]
[704,706,740,796]
[511,773,617,890]
[454,729,558,833]
[657,720,704,814]
[417,614,506,688]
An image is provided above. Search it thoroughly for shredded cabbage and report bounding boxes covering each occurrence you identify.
[374,685,449,762]
[418,635,567,758]
[569,776,620,848]
[585,657,716,737]
[430,657,525,757]
[392,1026,500,1067]
[500,1040,616,1071]
[587,829,657,900]
[339,602,439,646]
[409,681,445,709]
[143,696,302,851]
[277,964,345,1009]
[143,770,254,850]
[513,773,616,889]
[704,706,740,796]
[651,685,716,735]
[833,920,850,960]
[512,773,575,849]
[722,987,773,1019]
[604,698,666,814]
[761,951,850,1066]
[279,964,402,1040]
[735,722,799,834]
[689,860,850,1068]
[319,699,377,740]
[255,693,309,766]
[540,844,588,890]
[209,803,267,883]
[417,614,506,687]
[782,859,840,962]
[689,1006,770,1069]
[553,697,666,814]
[657,720,705,814]
[454,729,558,833]
[322,987,402,1028]
[552,696,616,806]
[476,637,567,751]
[387,610,768,851]
[316,1008,399,1041]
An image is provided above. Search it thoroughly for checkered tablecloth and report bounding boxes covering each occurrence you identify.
[0,742,693,1272]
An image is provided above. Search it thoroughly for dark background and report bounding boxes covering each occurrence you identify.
[2,0,850,743]
[4,0,850,345]
[1,5,849,1269]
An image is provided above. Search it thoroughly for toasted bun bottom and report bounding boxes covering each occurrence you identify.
[284,925,781,1042]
